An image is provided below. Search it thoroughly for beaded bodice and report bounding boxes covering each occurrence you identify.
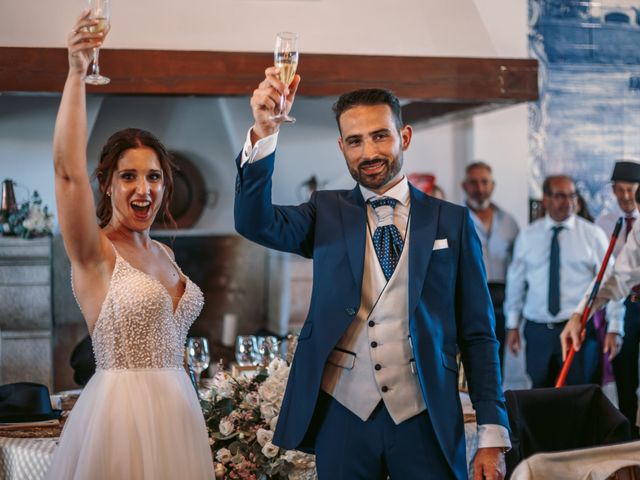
[89,245,204,370]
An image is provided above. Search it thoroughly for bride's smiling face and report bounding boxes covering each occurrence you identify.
[107,147,165,231]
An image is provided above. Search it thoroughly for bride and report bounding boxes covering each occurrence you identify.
[46,11,214,479]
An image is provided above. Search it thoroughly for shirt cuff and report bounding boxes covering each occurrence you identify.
[240,128,278,167]
[505,313,520,330]
[605,299,625,336]
[477,424,511,450]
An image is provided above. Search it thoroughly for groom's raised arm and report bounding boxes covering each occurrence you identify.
[233,68,315,257]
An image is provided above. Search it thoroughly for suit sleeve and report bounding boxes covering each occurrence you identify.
[455,208,509,429]
[234,150,316,258]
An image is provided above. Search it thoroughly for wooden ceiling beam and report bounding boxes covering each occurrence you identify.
[0,47,538,102]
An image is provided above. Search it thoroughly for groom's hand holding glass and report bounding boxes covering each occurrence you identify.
[249,67,301,144]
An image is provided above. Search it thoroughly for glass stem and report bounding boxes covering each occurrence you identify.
[92,48,100,76]
[279,93,286,116]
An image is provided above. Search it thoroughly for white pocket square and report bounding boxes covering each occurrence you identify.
[433,239,448,250]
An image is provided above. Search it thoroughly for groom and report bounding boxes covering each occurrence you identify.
[234,68,510,479]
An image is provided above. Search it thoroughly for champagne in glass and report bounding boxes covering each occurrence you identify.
[186,337,210,387]
[84,0,111,85]
[269,32,299,124]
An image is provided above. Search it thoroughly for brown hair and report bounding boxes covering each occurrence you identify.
[542,174,574,196]
[332,88,403,133]
[465,161,493,176]
[93,128,176,229]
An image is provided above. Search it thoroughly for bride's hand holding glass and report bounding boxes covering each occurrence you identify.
[67,10,108,78]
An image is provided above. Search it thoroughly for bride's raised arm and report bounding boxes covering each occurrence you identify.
[53,11,107,266]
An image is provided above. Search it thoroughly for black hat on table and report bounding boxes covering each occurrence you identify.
[0,382,62,423]
[611,160,640,183]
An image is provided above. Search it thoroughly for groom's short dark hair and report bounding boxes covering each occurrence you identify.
[333,89,403,133]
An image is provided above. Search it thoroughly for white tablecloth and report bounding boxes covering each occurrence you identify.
[0,393,479,480]
[0,437,57,480]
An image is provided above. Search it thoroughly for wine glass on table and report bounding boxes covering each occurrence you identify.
[257,336,281,365]
[84,0,111,85]
[269,32,299,124]
[186,337,210,387]
[235,335,259,366]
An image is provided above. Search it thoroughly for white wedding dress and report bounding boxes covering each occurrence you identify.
[47,243,214,479]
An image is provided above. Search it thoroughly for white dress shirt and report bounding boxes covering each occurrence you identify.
[505,214,622,332]
[240,128,510,449]
[589,205,640,333]
[469,205,519,283]
[579,218,640,315]
[596,204,640,258]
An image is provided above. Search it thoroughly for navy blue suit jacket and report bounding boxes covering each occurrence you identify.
[234,151,508,478]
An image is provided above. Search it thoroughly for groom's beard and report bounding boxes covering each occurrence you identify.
[466,197,492,211]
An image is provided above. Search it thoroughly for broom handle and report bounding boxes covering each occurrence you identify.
[555,217,623,388]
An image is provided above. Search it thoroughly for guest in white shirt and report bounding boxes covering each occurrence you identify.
[504,175,621,388]
[462,161,519,372]
[579,160,640,437]
[563,217,640,431]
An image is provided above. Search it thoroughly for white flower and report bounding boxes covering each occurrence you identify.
[284,450,316,469]
[261,441,279,458]
[218,418,234,436]
[22,203,53,234]
[243,391,260,408]
[256,428,273,447]
[288,467,318,480]
[212,371,235,399]
[269,415,279,431]
[288,468,318,480]
[258,381,281,404]
[260,402,279,421]
[216,448,233,464]
[267,357,289,379]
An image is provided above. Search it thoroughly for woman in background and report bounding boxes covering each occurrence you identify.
[47,11,214,479]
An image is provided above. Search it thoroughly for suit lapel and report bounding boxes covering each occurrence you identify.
[340,187,367,289]
[408,185,439,315]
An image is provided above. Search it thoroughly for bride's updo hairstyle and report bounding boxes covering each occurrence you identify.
[93,128,177,229]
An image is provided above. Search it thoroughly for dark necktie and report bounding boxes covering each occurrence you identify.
[625,216,635,240]
[548,225,564,316]
[369,198,404,281]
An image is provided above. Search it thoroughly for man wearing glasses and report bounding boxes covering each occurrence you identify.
[504,175,621,387]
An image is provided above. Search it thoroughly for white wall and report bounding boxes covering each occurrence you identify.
[0,0,531,231]
[2,0,520,58]
[473,104,530,226]
[0,93,529,233]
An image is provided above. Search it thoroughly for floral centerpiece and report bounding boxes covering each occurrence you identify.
[5,191,54,238]
[201,358,317,480]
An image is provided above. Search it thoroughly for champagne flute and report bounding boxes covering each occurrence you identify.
[84,0,111,85]
[186,337,210,387]
[235,335,259,366]
[257,336,281,365]
[269,32,299,124]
